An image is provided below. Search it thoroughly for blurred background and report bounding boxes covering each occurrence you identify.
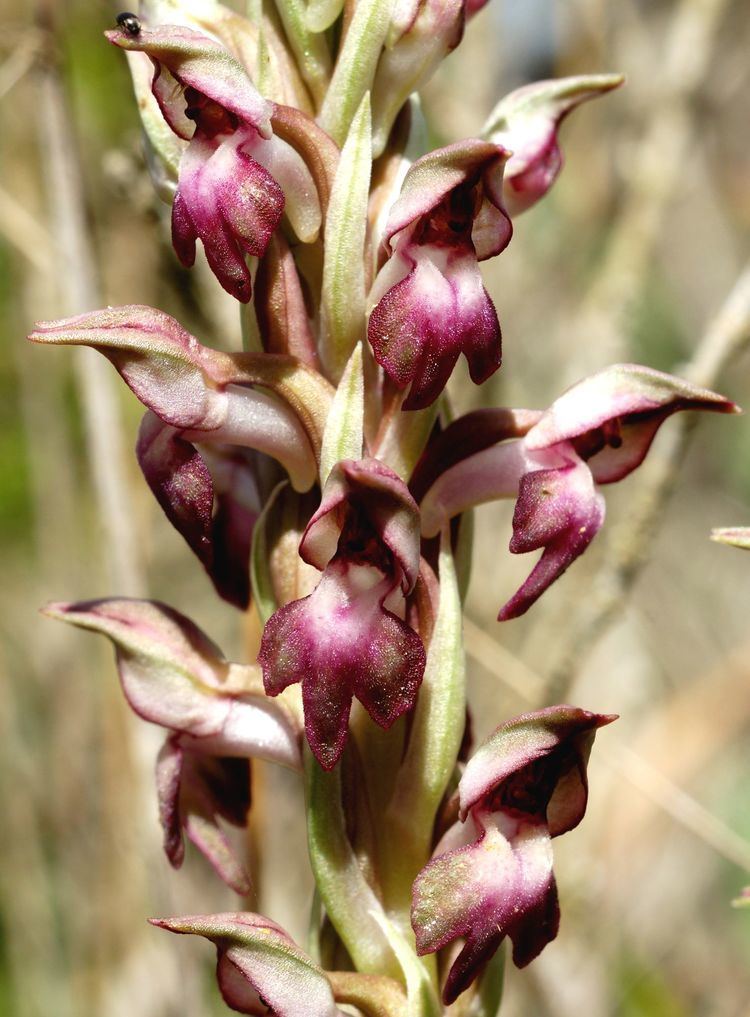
[1,0,749,1014]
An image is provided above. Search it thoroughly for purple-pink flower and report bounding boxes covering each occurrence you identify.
[44,598,301,891]
[420,364,737,617]
[367,140,511,410]
[484,75,624,216]
[412,706,615,1003]
[107,24,323,301]
[259,458,426,770]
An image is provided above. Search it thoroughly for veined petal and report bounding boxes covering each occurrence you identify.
[259,562,425,770]
[28,305,223,430]
[500,453,605,619]
[458,705,616,828]
[42,598,301,770]
[301,458,422,593]
[106,24,273,138]
[525,364,738,483]
[483,74,624,215]
[29,307,321,492]
[412,814,558,1003]
[150,913,340,1017]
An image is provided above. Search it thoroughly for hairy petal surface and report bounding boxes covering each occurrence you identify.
[413,814,558,1004]
[259,562,425,769]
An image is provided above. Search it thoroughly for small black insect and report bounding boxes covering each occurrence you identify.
[116,12,141,36]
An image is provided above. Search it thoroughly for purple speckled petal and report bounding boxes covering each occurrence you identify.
[499,453,605,619]
[412,813,558,1004]
[458,705,616,827]
[301,458,421,593]
[174,131,284,301]
[368,245,501,410]
[150,913,339,1017]
[259,561,425,769]
[106,25,273,138]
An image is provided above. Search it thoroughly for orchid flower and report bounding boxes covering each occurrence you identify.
[107,24,324,300]
[483,74,624,215]
[259,458,426,769]
[44,598,301,890]
[151,913,343,1015]
[412,706,615,1003]
[367,140,512,410]
[420,364,737,618]
[29,305,334,602]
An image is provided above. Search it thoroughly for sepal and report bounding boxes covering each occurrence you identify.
[150,913,341,1016]
[42,598,302,770]
[483,74,624,215]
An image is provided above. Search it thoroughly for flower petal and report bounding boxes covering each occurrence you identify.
[301,458,422,593]
[106,24,273,138]
[499,454,605,619]
[525,364,737,482]
[259,562,424,769]
[42,598,301,769]
[174,132,284,301]
[412,815,558,1003]
[150,913,340,1017]
[368,247,501,410]
[382,140,510,255]
[483,75,624,215]
[458,705,616,825]
[409,407,542,502]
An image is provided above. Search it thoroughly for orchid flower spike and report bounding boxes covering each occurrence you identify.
[107,24,323,300]
[367,139,512,410]
[43,598,301,890]
[420,365,737,618]
[483,74,625,216]
[259,458,426,770]
[412,706,616,1004]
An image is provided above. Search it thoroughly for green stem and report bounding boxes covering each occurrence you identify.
[304,748,400,978]
[382,530,465,921]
